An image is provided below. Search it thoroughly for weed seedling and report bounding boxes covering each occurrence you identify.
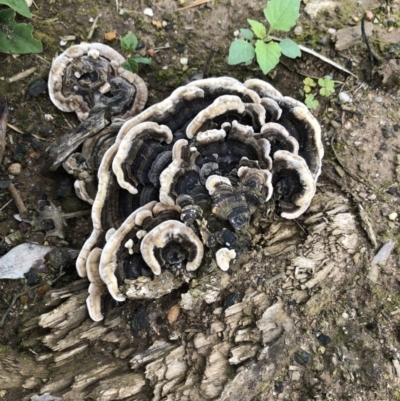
[120,33,152,74]
[302,76,335,110]
[228,0,301,74]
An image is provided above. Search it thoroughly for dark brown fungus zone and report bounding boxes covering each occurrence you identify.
[75,77,323,321]
[48,43,148,122]
[47,43,148,202]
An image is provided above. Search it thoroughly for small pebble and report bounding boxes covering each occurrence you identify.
[388,212,398,221]
[344,121,352,130]
[167,305,180,324]
[327,28,336,35]
[365,10,373,21]
[180,57,188,65]
[373,17,379,24]
[339,92,351,103]
[294,26,303,36]
[8,163,21,175]
[233,30,239,37]
[177,43,186,54]
[381,125,394,139]
[143,8,153,17]
[294,350,311,366]
[342,312,349,319]
[27,78,47,97]
[318,36,328,46]
[59,40,67,47]
[375,96,383,103]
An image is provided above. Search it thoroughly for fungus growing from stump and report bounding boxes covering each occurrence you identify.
[74,77,323,321]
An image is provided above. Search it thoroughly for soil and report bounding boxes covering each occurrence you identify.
[0,0,400,400]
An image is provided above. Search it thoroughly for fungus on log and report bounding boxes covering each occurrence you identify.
[75,77,323,320]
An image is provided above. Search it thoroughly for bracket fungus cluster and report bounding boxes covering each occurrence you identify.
[48,43,148,122]
[75,77,323,321]
[47,43,148,202]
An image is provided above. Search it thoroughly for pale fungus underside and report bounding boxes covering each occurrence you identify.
[69,77,323,322]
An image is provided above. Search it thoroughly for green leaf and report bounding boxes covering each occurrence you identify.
[0,0,31,18]
[0,9,42,54]
[132,56,152,65]
[279,38,301,58]
[305,94,319,109]
[228,39,255,65]
[303,77,316,87]
[240,28,253,40]
[264,0,301,32]
[122,58,138,74]
[255,40,281,75]
[120,33,138,52]
[247,19,266,39]
[318,77,335,97]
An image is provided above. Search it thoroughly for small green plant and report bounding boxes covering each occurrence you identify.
[302,76,335,110]
[120,33,152,74]
[304,93,319,109]
[228,0,301,75]
[0,0,42,54]
[318,76,335,97]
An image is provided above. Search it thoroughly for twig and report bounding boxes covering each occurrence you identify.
[177,0,213,11]
[8,67,37,83]
[0,268,66,327]
[87,14,100,40]
[7,123,23,134]
[63,210,91,219]
[0,95,8,165]
[8,183,28,217]
[271,36,358,79]
[0,198,12,211]
[202,46,218,78]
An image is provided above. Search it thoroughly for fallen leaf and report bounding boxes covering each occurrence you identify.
[104,31,117,41]
[0,243,50,279]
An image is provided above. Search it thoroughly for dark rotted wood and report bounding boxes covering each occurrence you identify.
[44,105,115,172]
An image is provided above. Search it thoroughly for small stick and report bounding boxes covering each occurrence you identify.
[7,123,23,134]
[8,67,37,83]
[63,210,91,219]
[177,0,213,11]
[0,95,8,165]
[8,183,28,217]
[0,198,12,211]
[87,14,100,40]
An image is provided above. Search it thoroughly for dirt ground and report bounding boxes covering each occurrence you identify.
[0,0,400,400]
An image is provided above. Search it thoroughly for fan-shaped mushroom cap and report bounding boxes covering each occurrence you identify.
[205,175,232,195]
[238,166,273,201]
[48,43,147,121]
[87,283,106,322]
[215,247,237,271]
[140,220,204,275]
[245,79,323,180]
[186,95,247,139]
[257,122,299,156]
[272,150,316,219]
[99,202,157,302]
[113,122,173,194]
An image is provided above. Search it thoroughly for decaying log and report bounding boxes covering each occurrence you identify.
[0,191,396,400]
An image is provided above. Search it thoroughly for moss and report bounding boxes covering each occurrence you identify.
[156,67,184,87]
[34,31,57,53]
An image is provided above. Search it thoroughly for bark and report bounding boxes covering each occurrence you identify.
[0,191,394,400]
